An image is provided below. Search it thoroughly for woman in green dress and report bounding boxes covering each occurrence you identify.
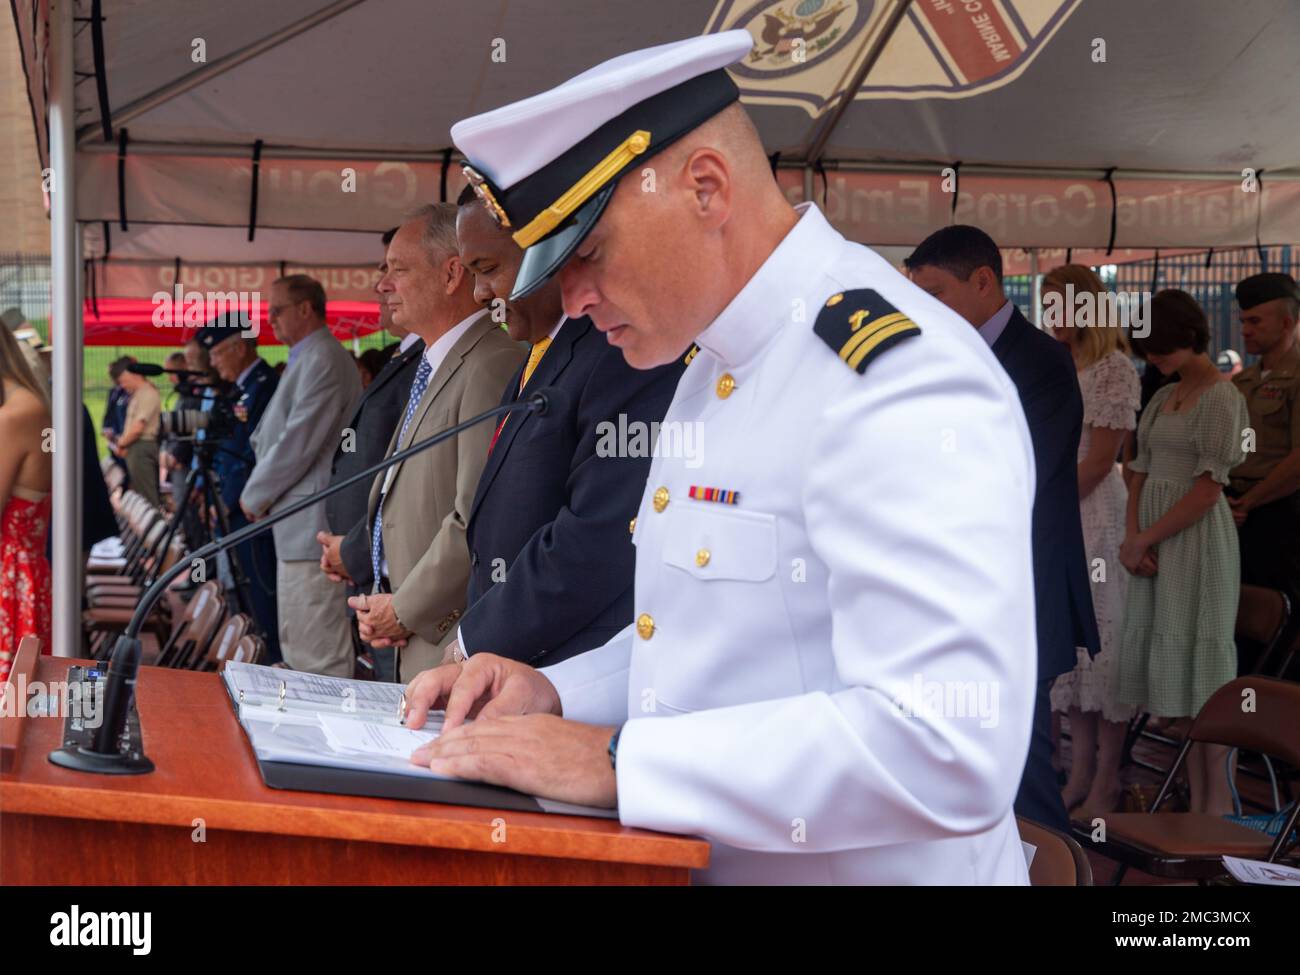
[1120,289,1248,816]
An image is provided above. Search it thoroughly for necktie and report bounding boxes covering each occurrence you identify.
[488,338,551,456]
[520,337,552,391]
[371,357,433,589]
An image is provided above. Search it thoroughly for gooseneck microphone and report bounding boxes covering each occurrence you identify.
[49,386,566,774]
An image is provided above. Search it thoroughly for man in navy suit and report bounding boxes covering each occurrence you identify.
[446,188,685,667]
[907,225,1099,832]
[197,319,282,661]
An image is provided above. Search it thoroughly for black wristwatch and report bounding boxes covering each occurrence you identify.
[607,724,624,770]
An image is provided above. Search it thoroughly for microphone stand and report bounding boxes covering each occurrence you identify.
[50,390,557,774]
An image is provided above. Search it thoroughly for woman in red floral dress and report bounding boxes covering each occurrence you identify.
[1,326,53,682]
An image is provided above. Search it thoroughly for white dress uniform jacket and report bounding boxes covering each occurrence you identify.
[540,204,1038,884]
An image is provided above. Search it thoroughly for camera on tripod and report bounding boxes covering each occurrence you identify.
[160,380,241,442]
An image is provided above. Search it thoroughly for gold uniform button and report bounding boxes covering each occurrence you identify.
[716,373,736,399]
[652,486,670,513]
[628,517,637,534]
[636,613,655,640]
[695,548,711,567]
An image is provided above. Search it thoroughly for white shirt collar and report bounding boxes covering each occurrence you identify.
[695,202,837,368]
[422,311,481,376]
[546,316,566,342]
[235,359,260,387]
[398,331,420,354]
[977,300,1015,348]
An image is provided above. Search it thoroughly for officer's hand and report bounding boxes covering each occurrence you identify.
[403,653,561,733]
[410,714,617,808]
[240,501,258,522]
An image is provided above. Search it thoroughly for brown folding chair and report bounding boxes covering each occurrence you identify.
[1237,584,1293,676]
[1120,584,1292,776]
[86,538,186,606]
[202,614,251,671]
[154,582,226,669]
[221,633,266,668]
[1018,817,1092,886]
[1081,676,1300,884]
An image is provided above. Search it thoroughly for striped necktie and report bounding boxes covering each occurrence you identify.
[371,356,432,589]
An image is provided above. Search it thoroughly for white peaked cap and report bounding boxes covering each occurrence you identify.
[450,30,754,299]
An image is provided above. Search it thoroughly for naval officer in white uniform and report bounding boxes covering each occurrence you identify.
[406,30,1038,884]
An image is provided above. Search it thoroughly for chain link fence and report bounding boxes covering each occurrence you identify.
[1006,245,1296,364]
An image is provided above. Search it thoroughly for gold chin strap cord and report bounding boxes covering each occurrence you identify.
[512,130,652,249]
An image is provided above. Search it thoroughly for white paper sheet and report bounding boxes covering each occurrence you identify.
[319,712,441,759]
[1222,855,1300,886]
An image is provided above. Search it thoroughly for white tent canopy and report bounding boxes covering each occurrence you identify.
[13,0,1300,656]
[14,0,1300,268]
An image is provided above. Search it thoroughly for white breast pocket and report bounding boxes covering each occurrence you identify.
[648,503,800,713]
[662,505,777,581]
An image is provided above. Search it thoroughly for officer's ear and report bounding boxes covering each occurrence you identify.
[683,147,731,229]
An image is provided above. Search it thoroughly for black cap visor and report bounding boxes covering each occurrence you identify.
[509,183,615,301]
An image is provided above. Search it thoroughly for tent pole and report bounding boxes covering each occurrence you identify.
[50,0,83,658]
[802,0,913,165]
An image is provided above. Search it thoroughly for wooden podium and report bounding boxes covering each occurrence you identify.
[0,642,708,884]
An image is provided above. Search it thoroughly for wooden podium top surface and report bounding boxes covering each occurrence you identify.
[1,655,709,871]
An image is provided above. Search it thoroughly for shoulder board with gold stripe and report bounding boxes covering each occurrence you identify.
[814,289,921,374]
[683,344,700,366]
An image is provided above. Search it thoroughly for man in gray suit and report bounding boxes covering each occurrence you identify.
[241,274,361,675]
[347,204,525,680]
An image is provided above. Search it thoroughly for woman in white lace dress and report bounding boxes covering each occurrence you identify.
[1043,265,1141,819]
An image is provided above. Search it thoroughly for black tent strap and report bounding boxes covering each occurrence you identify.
[1204,247,1215,269]
[90,0,113,142]
[279,261,287,278]
[768,151,780,177]
[116,128,129,231]
[1150,249,1160,293]
[949,161,961,219]
[1102,167,1117,256]
[1254,169,1267,266]
[814,158,828,209]
[86,258,99,319]
[440,147,453,203]
[101,220,111,260]
[1065,247,1072,264]
[173,257,181,287]
[248,139,264,242]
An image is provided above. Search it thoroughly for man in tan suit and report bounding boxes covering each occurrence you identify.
[348,204,524,680]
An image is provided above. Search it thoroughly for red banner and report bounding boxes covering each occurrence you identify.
[74,298,382,347]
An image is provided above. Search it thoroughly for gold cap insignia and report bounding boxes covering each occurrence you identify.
[462,165,511,229]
